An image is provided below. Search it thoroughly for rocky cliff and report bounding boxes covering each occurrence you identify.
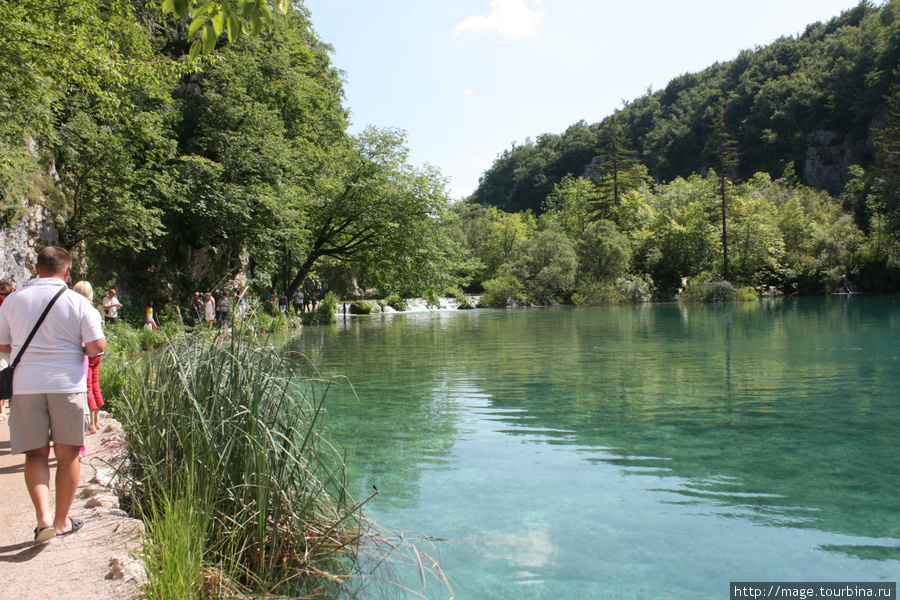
[1,202,58,286]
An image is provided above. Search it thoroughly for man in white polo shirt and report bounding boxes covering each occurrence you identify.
[0,247,106,543]
[101,288,122,324]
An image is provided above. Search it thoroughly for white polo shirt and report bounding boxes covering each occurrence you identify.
[0,277,105,395]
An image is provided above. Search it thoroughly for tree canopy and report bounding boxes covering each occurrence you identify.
[1,1,466,302]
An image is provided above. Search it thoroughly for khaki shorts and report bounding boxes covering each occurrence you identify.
[9,392,87,454]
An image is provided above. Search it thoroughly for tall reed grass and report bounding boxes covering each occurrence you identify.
[115,329,367,599]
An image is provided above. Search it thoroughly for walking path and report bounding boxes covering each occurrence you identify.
[0,416,145,599]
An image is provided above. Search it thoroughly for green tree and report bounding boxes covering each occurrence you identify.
[633,175,720,297]
[729,174,785,284]
[705,104,740,280]
[502,229,577,304]
[49,108,174,253]
[871,66,900,237]
[95,4,348,296]
[543,174,597,238]
[587,115,649,224]
[280,127,463,299]
[0,0,177,141]
[576,220,631,285]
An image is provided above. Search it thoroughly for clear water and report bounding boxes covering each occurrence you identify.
[287,296,900,599]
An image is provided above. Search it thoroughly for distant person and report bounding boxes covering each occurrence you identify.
[303,282,312,313]
[0,277,14,308]
[217,291,230,326]
[0,247,105,543]
[279,292,288,315]
[101,288,122,324]
[0,278,13,421]
[237,288,247,319]
[268,289,280,316]
[144,300,158,330]
[204,293,216,327]
[292,289,304,314]
[73,281,104,435]
[190,291,204,323]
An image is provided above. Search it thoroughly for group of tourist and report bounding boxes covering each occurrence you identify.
[188,289,246,328]
[0,247,106,544]
[267,279,323,316]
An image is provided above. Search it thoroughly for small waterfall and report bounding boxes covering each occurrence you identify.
[335,297,479,316]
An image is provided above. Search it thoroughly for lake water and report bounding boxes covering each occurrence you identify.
[288,296,900,599]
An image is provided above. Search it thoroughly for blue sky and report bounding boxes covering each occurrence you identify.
[303,0,866,199]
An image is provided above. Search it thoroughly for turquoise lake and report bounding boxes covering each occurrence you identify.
[288,296,900,599]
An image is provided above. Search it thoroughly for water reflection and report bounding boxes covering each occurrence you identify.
[290,297,900,597]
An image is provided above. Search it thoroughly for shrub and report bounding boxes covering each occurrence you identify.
[680,273,740,303]
[478,275,524,308]
[615,275,654,303]
[738,286,760,301]
[384,294,408,312]
[505,230,577,304]
[577,220,631,284]
[449,288,475,310]
[304,292,338,325]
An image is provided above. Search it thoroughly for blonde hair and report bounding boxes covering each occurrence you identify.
[73,280,94,303]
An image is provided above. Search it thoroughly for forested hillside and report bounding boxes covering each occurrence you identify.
[473,0,900,214]
[452,0,900,302]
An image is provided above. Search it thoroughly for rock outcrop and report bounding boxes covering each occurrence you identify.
[1,202,57,285]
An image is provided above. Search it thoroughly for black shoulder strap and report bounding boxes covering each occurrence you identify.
[10,286,67,368]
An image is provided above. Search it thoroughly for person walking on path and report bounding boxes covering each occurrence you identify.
[0,247,106,544]
[216,291,230,326]
[204,292,216,327]
[190,291,204,323]
[0,278,14,422]
[73,281,105,435]
[144,300,158,330]
[101,288,122,325]
[292,288,304,315]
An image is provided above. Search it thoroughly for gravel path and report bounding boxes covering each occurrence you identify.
[0,415,145,600]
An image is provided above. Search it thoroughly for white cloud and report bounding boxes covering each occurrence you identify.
[463,88,475,96]
[455,0,544,39]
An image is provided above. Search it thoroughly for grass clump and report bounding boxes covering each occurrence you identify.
[116,330,366,599]
[680,272,753,303]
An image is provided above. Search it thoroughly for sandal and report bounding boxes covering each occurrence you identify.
[34,525,56,544]
[58,516,84,537]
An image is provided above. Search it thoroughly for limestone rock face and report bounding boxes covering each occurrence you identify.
[0,202,57,285]
[803,129,870,194]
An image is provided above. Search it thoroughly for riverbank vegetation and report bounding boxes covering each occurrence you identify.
[100,322,367,599]
[450,168,864,302]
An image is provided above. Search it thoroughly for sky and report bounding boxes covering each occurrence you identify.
[302,0,868,199]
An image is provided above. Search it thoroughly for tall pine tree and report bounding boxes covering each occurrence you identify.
[705,103,740,281]
[587,114,647,224]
